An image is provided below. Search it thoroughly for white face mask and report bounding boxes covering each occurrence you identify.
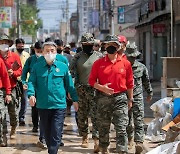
[44,53,56,63]
[0,44,9,52]
[35,53,42,58]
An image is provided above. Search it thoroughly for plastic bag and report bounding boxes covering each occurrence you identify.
[162,112,172,128]
[150,97,173,117]
[145,118,166,142]
[146,141,180,154]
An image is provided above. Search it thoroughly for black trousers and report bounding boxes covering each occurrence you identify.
[32,104,39,127]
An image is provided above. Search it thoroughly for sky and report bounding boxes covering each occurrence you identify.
[37,0,77,30]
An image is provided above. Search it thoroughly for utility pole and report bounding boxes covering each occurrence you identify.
[17,0,20,38]
[66,0,69,44]
[76,0,79,42]
[110,0,114,35]
[171,0,174,57]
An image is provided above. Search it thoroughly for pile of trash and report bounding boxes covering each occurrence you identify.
[145,97,173,142]
[146,97,180,154]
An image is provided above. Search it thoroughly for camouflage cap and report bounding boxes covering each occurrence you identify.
[104,34,121,46]
[0,33,13,47]
[80,32,94,44]
[125,42,141,57]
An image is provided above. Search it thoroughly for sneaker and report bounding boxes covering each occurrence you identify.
[19,121,25,126]
[37,141,47,149]
[32,127,38,133]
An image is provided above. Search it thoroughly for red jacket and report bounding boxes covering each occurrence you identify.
[89,54,134,93]
[0,51,22,89]
[0,58,11,94]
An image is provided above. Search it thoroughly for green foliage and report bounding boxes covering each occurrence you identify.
[20,4,42,38]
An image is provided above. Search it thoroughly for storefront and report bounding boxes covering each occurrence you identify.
[135,0,171,80]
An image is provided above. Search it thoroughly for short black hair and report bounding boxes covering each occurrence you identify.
[34,41,43,49]
[45,37,53,42]
[54,39,63,46]
[15,38,25,45]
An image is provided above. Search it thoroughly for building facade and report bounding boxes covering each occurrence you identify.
[174,0,180,57]
[135,0,171,80]
[77,0,100,40]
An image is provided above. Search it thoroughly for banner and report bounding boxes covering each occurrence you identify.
[103,0,110,11]
[0,7,12,28]
[118,7,125,24]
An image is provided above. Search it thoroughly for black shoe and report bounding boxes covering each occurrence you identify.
[19,121,25,126]
[32,127,38,132]
[60,142,64,146]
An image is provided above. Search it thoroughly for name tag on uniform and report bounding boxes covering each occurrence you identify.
[56,68,60,72]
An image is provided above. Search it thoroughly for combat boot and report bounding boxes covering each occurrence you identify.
[10,126,16,139]
[135,142,144,154]
[81,135,88,148]
[100,147,109,154]
[93,138,99,153]
[128,138,134,149]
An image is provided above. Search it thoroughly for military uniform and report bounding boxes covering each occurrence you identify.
[127,60,153,141]
[125,43,153,153]
[0,35,22,139]
[0,58,11,146]
[89,35,134,154]
[70,33,102,151]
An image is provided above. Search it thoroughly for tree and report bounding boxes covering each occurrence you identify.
[20,4,42,40]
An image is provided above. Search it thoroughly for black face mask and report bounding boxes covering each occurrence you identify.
[106,46,117,54]
[17,48,24,53]
[82,45,93,56]
[57,49,62,54]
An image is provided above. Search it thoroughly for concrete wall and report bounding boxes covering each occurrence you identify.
[175,24,180,56]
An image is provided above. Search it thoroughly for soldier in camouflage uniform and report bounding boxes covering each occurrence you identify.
[0,58,12,147]
[0,34,22,139]
[89,35,134,154]
[125,43,153,154]
[69,33,102,153]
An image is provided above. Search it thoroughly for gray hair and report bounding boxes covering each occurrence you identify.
[42,41,57,49]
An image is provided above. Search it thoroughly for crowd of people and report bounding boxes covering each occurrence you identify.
[0,32,153,154]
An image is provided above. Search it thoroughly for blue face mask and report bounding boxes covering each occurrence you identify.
[106,46,117,54]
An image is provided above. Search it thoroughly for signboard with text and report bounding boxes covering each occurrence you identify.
[0,7,12,28]
[0,0,14,7]
[118,7,125,24]
[152,24,166,33]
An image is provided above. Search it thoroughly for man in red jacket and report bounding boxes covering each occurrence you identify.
[0,57,12,146]
[0,34,22,139]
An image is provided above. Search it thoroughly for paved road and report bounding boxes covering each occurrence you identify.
[0,82,161,154]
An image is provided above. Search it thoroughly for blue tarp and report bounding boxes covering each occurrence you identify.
[173,98,180,119]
